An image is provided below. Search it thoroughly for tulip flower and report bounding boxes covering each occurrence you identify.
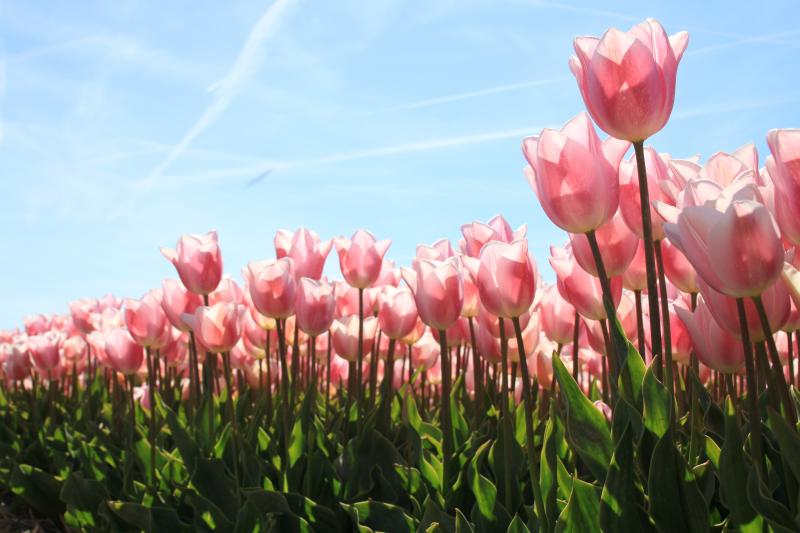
[402,257,464,332]
[522,112,630,234]
[550,254,622,321]
[675,299,743,373]
[330,315,378,363]
[103,329,144,375]
[161,280,203,332]
[569,18,688,142]
[244,258,296,319]
[570,212,638,277]
[183,303,243,354]
[28,334,61,372]
[460,215,526,258]
[377,286,419,340]
[274,227,332,280]
[766,130,800,244]
[161,231,223,295]
[664,200,783,298]
[295,278,336,337]
[334,230,391,289]
[124,290,169,349]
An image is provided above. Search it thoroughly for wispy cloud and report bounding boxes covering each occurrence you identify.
[140,0,294,189]
[160,125,548,186]
[364,76,570,114]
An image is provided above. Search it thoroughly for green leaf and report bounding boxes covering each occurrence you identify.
[455,508,476,533]
[60,471,109,530]
[540,406,560,530]
[343,500,418,532]
[556,476,601,533]
[419,496,456,533]
[647,429,709,533]
[552,355,613,483]
[600,423,647,532]
[507,514,531,533]
[768,407,800,483]
[10,463,65,518]
[746,468,798,532]
[718,397,756,527]
[108,501,190,533]
[468,440,511,532]
[642,357,670,438]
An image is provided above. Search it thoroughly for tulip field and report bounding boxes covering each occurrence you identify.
[6,17,800,533]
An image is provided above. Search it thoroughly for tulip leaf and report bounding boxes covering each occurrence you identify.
[718,397,757,527]
[552,355,613,483]
[647,428,709,533]
[642,357,670,438]
[556,476,601,533]
[600,423,648,532]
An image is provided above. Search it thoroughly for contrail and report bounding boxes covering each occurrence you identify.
[366,76,571,114]
[140,0,294,189]
[245,168,273,188]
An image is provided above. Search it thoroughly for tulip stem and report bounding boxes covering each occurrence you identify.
[221,351,241,495]
[275,318,291,470]
[437,329,454,505]
[467,317,484,423]
[634,290,646,358]
[512,316,547,530]
[572,312,580,383]
[357,288,365,422]
[584,230,629,397]
[145,347,157,491]
[497,318,515,512]
[632,141,663,376]
[654,241,674,401]
[735,298,765,478]
[752,295,797,424]
[379,338,396,433]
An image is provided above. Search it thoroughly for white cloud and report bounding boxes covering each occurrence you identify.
[140,0,295,189]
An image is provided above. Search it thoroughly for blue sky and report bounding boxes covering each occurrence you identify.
[2,0,799,329]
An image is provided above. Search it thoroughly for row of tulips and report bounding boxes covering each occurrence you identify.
[3,16,800,533]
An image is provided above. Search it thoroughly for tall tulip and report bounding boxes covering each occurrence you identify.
[274,227,332,280]
[161,231,223,295]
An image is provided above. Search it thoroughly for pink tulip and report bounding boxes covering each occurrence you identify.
[664,200,784,298]
[161,231,223,295]
[330,315,378,362]
[540,285,577,345]
[460,215,526,258]
[700,144,758,187]
[295,278,336,337]
[466,239,537,319]
[416,239,456,262]
[28,334,61,371]
[550,254,622,320]
[244,258,296,319]
[124,290,170,349]
[412,330,441,370]
[69,299,97,334]
[402,257,464,331]
[24,314,51,336]
[569,18,689,142]
[400,318,426,346]
[766,130,800,244]
[378,286,419,340]
[622,240,647,291]
[161,279,203,332]
[675,298,743,373]
[208,278,244,306]
[476,302,531,340]
[460,261,481,318]
[334,281,377,318]
[183,303,244,354]
[62,335,88,362]
[274,227,332,280]
[659,238,698,294]
[334,230,391,289]
[160,329,188,367]
[522,113,630,234]
[700,278,789,342]
[570,212,638,277]
[104,329,144,375]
